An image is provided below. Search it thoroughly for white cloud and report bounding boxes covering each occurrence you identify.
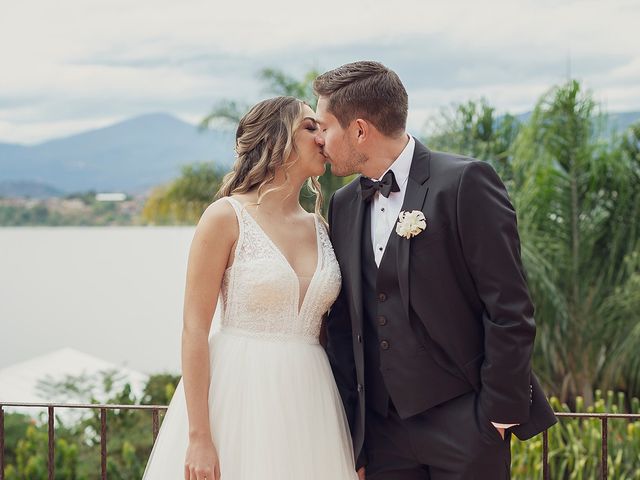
[0,117,122,144]
[0,0,639,143]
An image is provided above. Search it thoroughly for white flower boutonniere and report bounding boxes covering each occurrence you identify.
[396,210,426,239]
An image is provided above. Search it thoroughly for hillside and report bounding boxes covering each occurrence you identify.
[0,113,235,195]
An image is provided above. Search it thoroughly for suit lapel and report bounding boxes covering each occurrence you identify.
[344,182,365,331]
[397,141,431,319]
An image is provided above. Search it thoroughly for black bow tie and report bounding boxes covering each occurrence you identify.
[360,170,400,202]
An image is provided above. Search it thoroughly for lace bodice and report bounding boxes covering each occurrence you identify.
[219,197,342,343]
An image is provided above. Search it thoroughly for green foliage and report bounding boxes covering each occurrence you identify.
[141,373,181,405]
[2,413,33,469]
[620,122,640,165]
[4,372,180,479]
[142,163,224,225]
[510,81,640,403]
[5,422,79,480]
[422,83,640,404]
[512,391,640,479]
[423,98,520,184]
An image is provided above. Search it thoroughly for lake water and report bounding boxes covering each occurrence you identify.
[0,227,198,374]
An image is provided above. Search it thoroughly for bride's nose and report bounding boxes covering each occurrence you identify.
[314,134,325,146]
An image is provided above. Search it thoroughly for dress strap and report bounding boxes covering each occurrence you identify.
[224,196,245,263]
[225,196,243,216]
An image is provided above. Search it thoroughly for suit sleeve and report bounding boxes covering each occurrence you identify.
[325,193,358,429]
[456,160,535,424]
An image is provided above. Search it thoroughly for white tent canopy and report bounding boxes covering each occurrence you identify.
[0,347,149,418]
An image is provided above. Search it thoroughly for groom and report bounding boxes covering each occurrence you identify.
[315,61,557,479]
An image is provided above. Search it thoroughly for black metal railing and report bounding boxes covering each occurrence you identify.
[0,401,168,480]
[541,412,640,480]
[1,403,639,479]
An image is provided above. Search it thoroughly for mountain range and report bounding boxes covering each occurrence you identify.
[0,113,236,197]
[1,111,638,198]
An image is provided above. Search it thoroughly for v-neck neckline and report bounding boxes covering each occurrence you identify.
[232,198,321,316]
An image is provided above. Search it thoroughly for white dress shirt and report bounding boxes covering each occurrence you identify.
[369,135,415,266]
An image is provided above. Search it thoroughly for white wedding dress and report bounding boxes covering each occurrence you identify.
[143,196,357,479]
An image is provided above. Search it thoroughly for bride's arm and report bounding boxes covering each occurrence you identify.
[181,199,238,479]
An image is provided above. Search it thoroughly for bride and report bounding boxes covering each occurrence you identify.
[142,96,358,480]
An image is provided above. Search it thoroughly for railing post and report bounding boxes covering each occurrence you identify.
[47,406,55,480]
[0,406,5,480]
[100,408,107,480]
[542,429,549,480]
[152,409,160,444]
[601,416,608,480]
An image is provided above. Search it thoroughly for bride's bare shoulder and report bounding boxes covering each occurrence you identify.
[196,197,239,241]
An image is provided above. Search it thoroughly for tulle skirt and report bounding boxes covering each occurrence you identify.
[142,328,358,479]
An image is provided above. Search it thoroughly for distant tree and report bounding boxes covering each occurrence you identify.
[423,99,520,185]
[6,423,78,479]
[2,412,32,469]
[141,373,181,405]
[82,382,151,478]
[142,163,224,225]
[36,368,129,405]
[199,67,322,130]
[620,121,640,166]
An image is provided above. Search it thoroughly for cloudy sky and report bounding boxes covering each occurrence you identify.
[1,0,639,144]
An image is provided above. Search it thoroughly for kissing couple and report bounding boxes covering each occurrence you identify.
[142,61,557,480]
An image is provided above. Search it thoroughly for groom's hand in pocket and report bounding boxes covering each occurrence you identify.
[357,466,366,479]
[491,421,515,440]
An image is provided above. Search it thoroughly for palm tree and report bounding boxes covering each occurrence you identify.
[199,68,321,128]
[511,80,640,403]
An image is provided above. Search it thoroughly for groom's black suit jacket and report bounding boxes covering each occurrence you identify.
[325,140,557,463]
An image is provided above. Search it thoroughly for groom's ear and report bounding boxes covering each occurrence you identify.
[353,118,369,145]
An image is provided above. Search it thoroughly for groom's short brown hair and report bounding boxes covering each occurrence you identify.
[313,61,408,137]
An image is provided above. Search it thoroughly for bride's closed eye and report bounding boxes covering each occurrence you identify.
[301,116,318,132]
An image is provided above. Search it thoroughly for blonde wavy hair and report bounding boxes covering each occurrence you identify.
[217,96,324,215]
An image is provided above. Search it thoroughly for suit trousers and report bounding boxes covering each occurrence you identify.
[364,391,512,480]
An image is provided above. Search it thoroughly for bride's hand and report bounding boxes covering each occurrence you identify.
[184,437,220,480]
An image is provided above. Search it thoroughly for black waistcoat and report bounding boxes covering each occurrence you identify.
[361,205,390,415]
[360,202,474,419]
